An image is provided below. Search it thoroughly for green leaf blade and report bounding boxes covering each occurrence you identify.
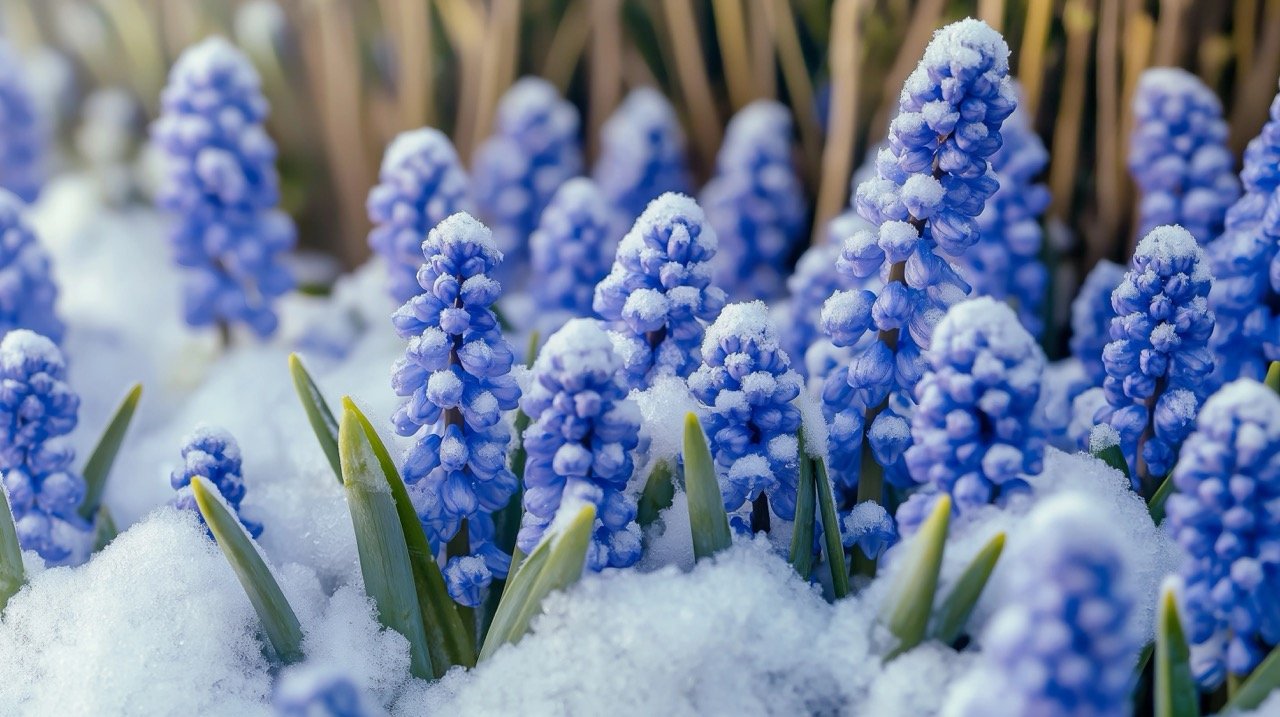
[1226,641,1280,712]
[1155,587,1200,717]
[78,383,142,521]
[883,494,951,659]
[814,456,849,599]
[788,435,816,578]
[682,413,732,560]
[0,484,24,613]
[289,354,341,481]
[1266,361,1280,394]
[931,531,1004,645]
[1149,475,1174,524]
[637,459,677,528]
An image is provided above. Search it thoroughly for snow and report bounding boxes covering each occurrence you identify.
[1133,224,1211,282]
[618,193,717,258]
[702,300,777,355]
[1089,423,1121,453]
[429,212,503,264]
[795,387,830,459]
[631,375,700,475]
[0,330,63,369]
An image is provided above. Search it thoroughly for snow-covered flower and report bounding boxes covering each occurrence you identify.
[151,36,296,337]
[0,41,45,203]
[896,297,1045,534]
[170,425,261,538]
[593,192,727,387]
[702,100,807,300]
[274,665,386,717]
[1165,379,1280,687]
[1069,260,1126,388]
[518,318,642,570]
[1129,68,1240,243]
[0,330,92,565]
[839,500,898,560]
[367,128,472,304]
[528,177,624,325]
[689,302,803,525]
[593,87,691,222]
[390,212,520,606]
[0,189,63,343]
[1098,225,1214,484]
[471,77,582,272]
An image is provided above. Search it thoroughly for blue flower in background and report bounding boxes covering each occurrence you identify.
[1129,68,1240,243]
[1166,379,1280,687]
[171,425,261,538]
[1069,260,1126,388]
[367,128,472,304]
[0,330,92,565]
[593,87,691,223]
[0,41,45,203]
[593,192,726,388]
[0,189,63,343]
[518,318,642,570]
[702,100,807,300]
[390,212,520,605]
[151,36,296,337]
[529,177,624,326]
[274,665,385,717]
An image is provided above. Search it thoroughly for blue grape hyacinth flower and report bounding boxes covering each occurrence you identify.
[151,36,296,338]
[593,192,727,388]
[702,100,807,300]
[274,665,386,717]
[1165,379,1280,688]
[783,211,873,378]
[518,318,643,570]
[593,87,691,223]
[367,127,472,304]
[529,177,624,326]
[1069,259,1126,388]
[0,41,45,203]
[390,212,520,605]
[171,425,262,538]
[0,330,92,565]
[0,189,64,343]
[1129,68,1240,243]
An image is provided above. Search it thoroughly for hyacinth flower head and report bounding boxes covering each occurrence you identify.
[0,41,45,203]
[689,302,803,526]
[1129,68,1240,243]
[0,330,92,565]
[593,86,691,222]
[151,36,296,337]
[170,425,261,538]
[528,177,624,325]
[471,77,583,274]
[1165,379,1280,687]
[518,318,643,570]
[390,212,520,605]
[1069,259,1126,388]
[1098,225,1214,487]
[367,127,472,304]
[702,100,807,300]
[274,665,386,717]
[0,189,64,342]
[593,192,727,387]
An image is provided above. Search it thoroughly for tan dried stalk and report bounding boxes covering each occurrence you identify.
[812,0,862,242]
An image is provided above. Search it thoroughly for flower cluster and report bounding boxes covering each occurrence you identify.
[151,36,296,337]
[390,212,520,605]
[528,177,623,324]
[0,330,92,565]
[1129,68,1240,243]
[518,319,642,570]
[0,190,63,343]
[702,100,807,300]
[170,425,261,538]
[0,41,44,203]
[689,302,803,524]
[1165,379,1280,687]
[1098,225,1214,483]
[593,87,691,222]
[367,128,472,304]
[593,192,727,387]
[1069,259,1126,388]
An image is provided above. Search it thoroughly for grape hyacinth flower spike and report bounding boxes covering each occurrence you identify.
[528,177,624,327]
[151,36,296,338]
[1165,379,1280,688]
[0,330,92,565]
[518,318,643,570]
[0,40,45,203]
[0,189,64,342]
[367,127,472,304]
[1069,259,1126,388]
[170,425,261,538]
[274,665,387,717]
[593,87,691,222]
[390,212,520,606]
[593,192,727,388]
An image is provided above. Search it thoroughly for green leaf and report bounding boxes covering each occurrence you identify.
[1149,474,1174,524]
[1155,587,1200,717]
[637,459,677,528]
[682,413,732,560]
[788,434,816,578]
[931,532,1004,645]
[339,404,434,679]
[479,502,595,660]
[91,505,118,552]
[814,455,850,599]
[882,494,951,660]
[1226,642,1280,712]
[78,383,142,521]
[1092,440,1131,481]
[1266,361,1280,394]
[191,476,303,663]
[0,482,24,613]
[289,354,341,481]
[341,399,475,674]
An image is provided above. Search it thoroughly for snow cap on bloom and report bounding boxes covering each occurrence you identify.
[0,331,92,565]
[390,212,520,605]
[702,100,807,300]
[151,36,296,337]
[593,87,691,222]
[840,500,898,560]
[1099,225,1214,481]
[0,190,64,342]
[367,127,472,303]
[898,297,1045,534]
[0,41,45,202]
[1129,68,1240,243]
[593,192,727,387]
[274,664,386,717]
[1165,379,1280,686]
[170,425,261,538]
[1069,260,1126,387]
[689,302,803,522]
[529,177,624,324]
[518,318,643,570]
[471,77,583,271]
